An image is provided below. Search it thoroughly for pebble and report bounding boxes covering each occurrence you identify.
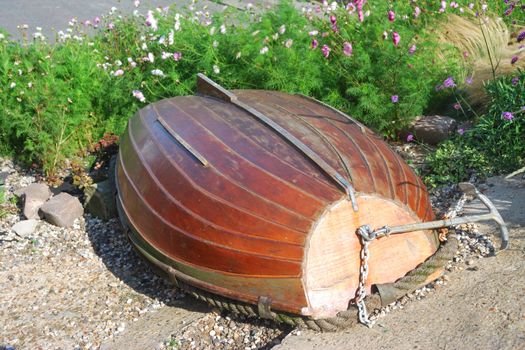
[11,219,39,237]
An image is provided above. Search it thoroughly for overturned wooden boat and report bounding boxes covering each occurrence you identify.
[115,75,508,328]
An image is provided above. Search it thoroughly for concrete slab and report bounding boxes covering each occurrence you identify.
[99,297,210,350]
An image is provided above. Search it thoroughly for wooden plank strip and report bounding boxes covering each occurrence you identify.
[130,110,311,239]
[157,116,209,167]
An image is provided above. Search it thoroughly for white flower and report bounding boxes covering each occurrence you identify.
[110,6,117,14]
[21,24,29,29]
[134,0,140,7]
[9,82,16,89]
[246,3,253,10]
[28,82,33,88]
[133,10,140,17]
[18,69,22,75]
[168,30,174,45]
[130,61,137,68]
[260,46,269,54]
[115,60,122,66]
[147,52,154,62]
[308,30,318,36]
[161,51,171,60]
[278,25,286,35]
[284,39,293,48]
[174,21,181,31]
[210,26,216,35]
[481,3,488,11]
[36,27,42,31]
[272,33,279,41]
[330,1,337,11]
[146,10,158,31]
[220,24,226,34]
[141,42,148,50]
[213,40,218,48]
[127,57,134,63]
[113,69,124,76]
[158,36,166,45]
[132,90,146,102]
[213,65,220,74]
[235,52,241,59]
[151,69,165,77]
[0,33,4,40]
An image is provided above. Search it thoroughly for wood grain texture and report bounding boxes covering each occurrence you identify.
[116,86,438,317]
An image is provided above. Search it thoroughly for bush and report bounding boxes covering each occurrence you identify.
[0,1,490,175]
[425,70,525,186]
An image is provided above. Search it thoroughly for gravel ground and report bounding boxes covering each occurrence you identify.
[0,158,289,350]
[0,151,506,350]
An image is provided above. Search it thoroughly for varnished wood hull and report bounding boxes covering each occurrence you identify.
[116,83,438,318]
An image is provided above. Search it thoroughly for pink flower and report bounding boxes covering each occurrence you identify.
[108,23,115,30]
[414,6,421,18]
[388,10,395,22]
[321,44,331,58]
[502,112,514,121]
[511,55,519,64]
[407,134,414,142]
[113,69,124,77]
[94,17,101,24]
[311,39,318,49]
[408,44,416,54]
[355,0,366,22]
[457,128,465,135]
[343,42,352,56]
[453,102,461,110]
[330,15,337,25]
[132,90,146,103]
[391,95,399,103]
[465,76,473,85]
[173,52,182,61]
[146,10,158,31]
[392,32,400,46]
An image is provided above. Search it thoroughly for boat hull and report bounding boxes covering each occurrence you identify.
[115,81,438,318]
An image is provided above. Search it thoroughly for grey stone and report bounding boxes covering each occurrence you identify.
[0,171,9,185]
[40,193,84,227]
[413,115,458,145]
[14,183,52,219]
[84,180,117,221]
[12,219,39,238]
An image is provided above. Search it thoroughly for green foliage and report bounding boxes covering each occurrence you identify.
[424,140,492,187]
[0,1,476,175]
[425,70,525,186]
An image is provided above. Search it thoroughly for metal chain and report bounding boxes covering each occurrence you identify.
[355,226,374,327]
[355,193,469,328]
